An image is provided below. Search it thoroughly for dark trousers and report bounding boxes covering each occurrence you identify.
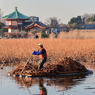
[38,58,47,70]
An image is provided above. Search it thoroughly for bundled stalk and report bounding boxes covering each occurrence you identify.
[10,57,88,76]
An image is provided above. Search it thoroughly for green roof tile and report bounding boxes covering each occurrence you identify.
[2,7,30,20]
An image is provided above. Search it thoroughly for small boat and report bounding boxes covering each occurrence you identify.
[8,70,93,78]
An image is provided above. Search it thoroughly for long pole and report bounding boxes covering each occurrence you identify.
[20,54,32,75]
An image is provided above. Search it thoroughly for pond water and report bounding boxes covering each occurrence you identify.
[0,66,95,95]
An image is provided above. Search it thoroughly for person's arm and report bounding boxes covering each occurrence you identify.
[32,50,42,55]
[34,51,42,55]
[35,49,45,55]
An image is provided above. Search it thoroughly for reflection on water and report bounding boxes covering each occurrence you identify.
[11,74,87,95]
[0,66,94,95]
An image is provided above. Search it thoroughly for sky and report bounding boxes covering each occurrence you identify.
[1,0,95,24]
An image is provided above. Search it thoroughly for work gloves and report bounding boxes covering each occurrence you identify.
[32,50,42,55]
[32,50,36,55]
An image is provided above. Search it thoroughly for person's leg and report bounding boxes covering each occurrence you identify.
[40,58,47,69]
[38,58,47,70]
[38,59,43,70]
[40,61,44,69]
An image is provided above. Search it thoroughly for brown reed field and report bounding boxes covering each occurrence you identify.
[57,30,95,39]
[0,39,95,66]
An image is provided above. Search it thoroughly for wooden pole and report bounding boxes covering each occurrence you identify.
[20,54,32,75]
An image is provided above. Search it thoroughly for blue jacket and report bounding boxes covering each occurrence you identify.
[32,50,42,55]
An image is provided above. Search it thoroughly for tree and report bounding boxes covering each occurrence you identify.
[44,17,61,33]
[68,16,82,29]
[82,13,94,24]
[72,23,77,27]
[77,16,82,24]
[0,22,6,37]
[85,14,95,24]
[69,16,82,25]
[82,13,94,19]
[0,22,4,29]
[44,17,61,28]
[41,33,49,38]
[0,8,5,24]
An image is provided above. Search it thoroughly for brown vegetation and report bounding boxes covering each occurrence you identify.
[10,57,88,76]
[49,32,56,39]
[0,38,95,66]
[58,30,95,39]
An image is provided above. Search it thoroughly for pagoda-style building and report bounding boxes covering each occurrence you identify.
[2,7,45,38]
[2,6,31,33]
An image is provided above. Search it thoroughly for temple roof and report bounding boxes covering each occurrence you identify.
[26,22,45,29]
[4,22,46,29]
[2,7,30,20]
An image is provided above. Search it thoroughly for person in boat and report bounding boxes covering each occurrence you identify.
[32,43,47,70]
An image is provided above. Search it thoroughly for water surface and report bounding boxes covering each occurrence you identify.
[0,66,95,95]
